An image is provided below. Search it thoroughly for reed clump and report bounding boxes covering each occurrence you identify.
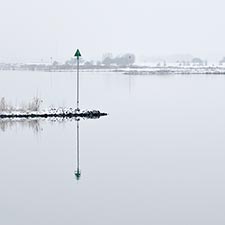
[0,97,42,112]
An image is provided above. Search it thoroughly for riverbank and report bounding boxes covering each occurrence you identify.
[0,109,107,119]
[2,64,225,75]
[123,66,225,75]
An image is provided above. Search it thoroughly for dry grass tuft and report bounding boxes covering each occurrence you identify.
[0,97,42,112]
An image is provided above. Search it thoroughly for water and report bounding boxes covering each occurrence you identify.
[0,71,225,224]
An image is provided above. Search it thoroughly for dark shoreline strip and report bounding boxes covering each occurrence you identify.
[0,111,107,119]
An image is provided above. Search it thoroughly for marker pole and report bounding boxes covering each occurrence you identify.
[77,57,80,111]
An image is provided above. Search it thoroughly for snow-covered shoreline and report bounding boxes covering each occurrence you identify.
[0,108,107,119]
[124,66,225,75]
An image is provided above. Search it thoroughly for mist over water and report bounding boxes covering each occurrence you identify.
[0,71,225,224]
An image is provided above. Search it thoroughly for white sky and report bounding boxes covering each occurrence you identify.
[1,0,225,63]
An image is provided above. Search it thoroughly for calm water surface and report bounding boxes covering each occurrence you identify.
[0,71,225,224]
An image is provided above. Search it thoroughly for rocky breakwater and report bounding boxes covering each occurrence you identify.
[0,108,107,119]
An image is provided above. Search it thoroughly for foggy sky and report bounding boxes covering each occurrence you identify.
[1,0,225,63]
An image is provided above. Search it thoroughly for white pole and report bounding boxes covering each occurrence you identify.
[77,120,80,171]
[77,57,80,111]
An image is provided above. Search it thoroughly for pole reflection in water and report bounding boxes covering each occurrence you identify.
[0,117,85,180]
[74,119,81,180]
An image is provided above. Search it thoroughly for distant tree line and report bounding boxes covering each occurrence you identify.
[102,53,135,67]
[64,53,136,68]
[3,54,225,72]
[219,57,225,65]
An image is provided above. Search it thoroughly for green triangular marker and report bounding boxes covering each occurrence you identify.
[74,49,81,58]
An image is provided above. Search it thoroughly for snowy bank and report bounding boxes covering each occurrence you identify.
[0,108,107,119]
